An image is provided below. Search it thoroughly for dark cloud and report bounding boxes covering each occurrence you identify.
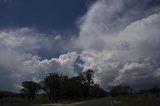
[77,0,160,89]
[0,0,160,91]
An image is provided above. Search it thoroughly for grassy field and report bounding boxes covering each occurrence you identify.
[0,97,53,106]
[114,96,160,106]
[0,96,85,106]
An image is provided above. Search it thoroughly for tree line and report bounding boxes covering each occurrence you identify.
[1,69,159,101]
[20,69,107,101]
[109,84,160,97]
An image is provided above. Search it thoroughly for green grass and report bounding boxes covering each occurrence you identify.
[114,97,160,106]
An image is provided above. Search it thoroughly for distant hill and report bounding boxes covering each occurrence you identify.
[0,91,19,98]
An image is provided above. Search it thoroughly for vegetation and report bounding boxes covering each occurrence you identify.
[1,69,160,106]
[80,69,94,99]
[109,85,132,97]
[16,69,107,103]
[114,97,160,106]
[0,69,108,106]
[112,85,160,106]
[20,81,41,101]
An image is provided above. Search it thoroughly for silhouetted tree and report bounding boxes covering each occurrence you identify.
[89,84,107,98]
[150,85,160,97]
[21,71,107,102]
[0,93,4,99]
[109,85,132,97]
[20,81,40,101]
[42,73,61,102]
[40,81,51,100]
[64,76,83,100]
[20,92,25,99]
[80,69,94,99]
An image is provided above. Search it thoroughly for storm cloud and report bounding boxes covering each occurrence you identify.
[0,0,160,91]
[0,28,78,91]
[77,0,160,89]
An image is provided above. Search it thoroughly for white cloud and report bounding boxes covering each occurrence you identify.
[113,63,154,85]
[153,68,160,78]
[1,0,160,91]
[80,50,119,88]
[0,28,52,52]
[77,0,160,89]
[0,50,78,91]
[0,28,79,91]
[54,35,61,40]
[31,52,79,80]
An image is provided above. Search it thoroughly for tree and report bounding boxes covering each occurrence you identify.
[20,81,40,100]
[42,73,61,102]
[109,85,132,97]
[40,81,51,100]
[20,71,107,101]
[0,93,4,99]
[64,76,83,100]
[150,85,160,97]
[80,69,94,99]
[89,84,108,98]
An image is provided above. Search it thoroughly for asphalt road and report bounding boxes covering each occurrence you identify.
[66,97,113,106]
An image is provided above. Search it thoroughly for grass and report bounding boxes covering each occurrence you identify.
[0,96,86,106]
[0,97,53,106]
[114,96,160,106]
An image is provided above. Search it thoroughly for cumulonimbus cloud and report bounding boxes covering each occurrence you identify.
[1,0,160,91]
[77,0,160,89]
[0,28,79,91]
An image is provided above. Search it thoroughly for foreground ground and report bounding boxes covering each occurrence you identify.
[42,97,113,106]
[67,97,112,106]
[114,96,160,106]
[1,96,160,106]
[0,97,112,106]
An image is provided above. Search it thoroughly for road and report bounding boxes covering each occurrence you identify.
[66,97,113,106]
[42,97,113,106]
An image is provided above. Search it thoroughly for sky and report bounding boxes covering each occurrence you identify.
[0,0,160,92]
[0,0,88,32]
